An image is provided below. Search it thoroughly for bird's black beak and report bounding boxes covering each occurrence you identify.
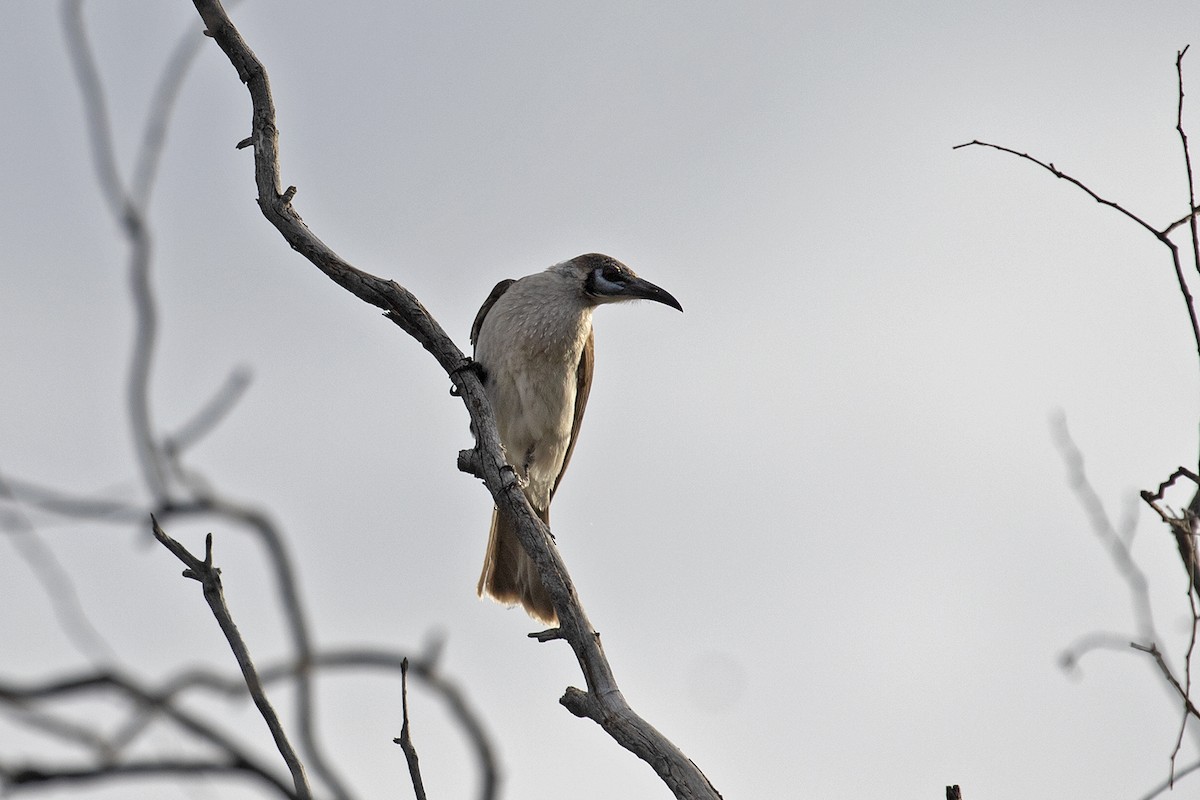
[625,277,683,312]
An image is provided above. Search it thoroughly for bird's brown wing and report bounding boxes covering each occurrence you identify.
[552,328,593,500]
[470,278,516,348]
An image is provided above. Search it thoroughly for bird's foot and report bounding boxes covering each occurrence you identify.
[448,358,485,396]
[499,463,527,490]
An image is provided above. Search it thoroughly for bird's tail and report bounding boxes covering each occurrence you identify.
[477,506,557,625]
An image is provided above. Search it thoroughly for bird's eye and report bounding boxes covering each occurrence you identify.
[588,265,627,296]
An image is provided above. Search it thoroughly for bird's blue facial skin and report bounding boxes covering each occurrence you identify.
[589,266,628,297]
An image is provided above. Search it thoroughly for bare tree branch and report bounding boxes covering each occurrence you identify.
[1140,757,1200,800]
[952,139,1170,238]
[966,49,1200,794]
[1131,642,1200,719]
[62,0,168,502]
[0,758,298,798]
[0,706,115,758]
[1,637,502,800]
[156,495,352,800]
[2,6,504,800]
[184,1,720,796]
[393,658,428,800]
[0,472,117,664]
[1051,414,1158,644]
[1053,414,1200,766]
[952,138,1200,375]
[1175,46,1200,284]
[0,669,296,797]
[157,645,500,800]
[1141,468,1200,598]
[150,515,314,800]
[0,481,354,796]
[1059,631,1144,676]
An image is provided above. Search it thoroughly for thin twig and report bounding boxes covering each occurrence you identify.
[1176,46,1200,285]
[1179,577,1200,782]
[0,475,144,523]
[1140,756,1200,800]
[954,139,1200,370]
[156,646,499,800]
[393,658,428,800]
[156,496,351,799]
[1143,466,1200,504]
[1130,642,1200,718]
[1141,468,1200,598]
[150,515,313,800]
[953,139,1167,237]
[1059,631,1142,676]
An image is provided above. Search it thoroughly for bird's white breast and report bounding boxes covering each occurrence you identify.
[473,271,593,511]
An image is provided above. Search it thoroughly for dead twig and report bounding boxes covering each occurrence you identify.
[150,515,313,800]
[393,658,428,800]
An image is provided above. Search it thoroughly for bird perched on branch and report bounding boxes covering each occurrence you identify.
[470,253,683,625]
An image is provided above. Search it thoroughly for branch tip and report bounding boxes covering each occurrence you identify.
[560,687,593,719]
[528,627,563,642]
[457,448,483,479]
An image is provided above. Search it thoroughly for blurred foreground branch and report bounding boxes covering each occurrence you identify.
[0,641,495,799]
[1,3,500,799]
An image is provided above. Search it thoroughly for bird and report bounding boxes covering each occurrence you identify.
[470,253,682,625]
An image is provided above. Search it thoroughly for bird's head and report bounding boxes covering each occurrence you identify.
[564,253,683,312]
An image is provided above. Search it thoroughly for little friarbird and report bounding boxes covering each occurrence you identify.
[470,253,682,624]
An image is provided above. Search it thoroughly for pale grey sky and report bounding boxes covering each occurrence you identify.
[4,2,1200,799]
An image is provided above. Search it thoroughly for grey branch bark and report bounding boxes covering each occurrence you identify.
[393,659,428,800]
[185,1,721,796]
[151,517,314,800]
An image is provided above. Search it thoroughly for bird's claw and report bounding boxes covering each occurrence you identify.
[499,463,527,490]
[448,358,485,396]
